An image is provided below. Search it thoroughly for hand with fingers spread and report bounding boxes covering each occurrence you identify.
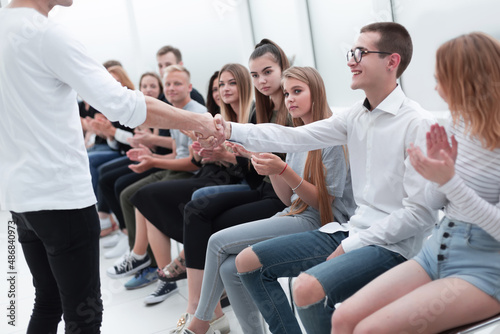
[426,123,458,161]
[251,153,286,176]
[407,143,456,186]
[126,144,152,162]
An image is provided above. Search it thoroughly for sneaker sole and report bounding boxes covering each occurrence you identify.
[143,287,178,305]
[106,259,151,279]
[124,277,158,290]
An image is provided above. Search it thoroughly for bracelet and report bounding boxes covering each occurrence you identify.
[191,156,203,167]
[278,163,288,176]
[292,178,304,192]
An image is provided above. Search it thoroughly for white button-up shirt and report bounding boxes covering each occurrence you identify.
[230,85,437,259]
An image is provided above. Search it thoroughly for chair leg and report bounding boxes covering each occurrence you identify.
[288,276,295,315]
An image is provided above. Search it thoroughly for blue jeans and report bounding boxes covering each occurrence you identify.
[88,150,121,196]
[195,213,319,334]
[190,183,250,200]
[297,243,406,334]
[239,230,348,334]
[12,206,102,334]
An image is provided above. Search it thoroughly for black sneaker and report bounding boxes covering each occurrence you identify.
[144,281,178,305]
[106,254,151,278]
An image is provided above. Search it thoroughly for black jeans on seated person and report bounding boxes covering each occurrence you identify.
[12,206,102,334]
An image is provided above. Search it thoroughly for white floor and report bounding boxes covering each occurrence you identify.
[1,209,499,334]
[0,210,262,334]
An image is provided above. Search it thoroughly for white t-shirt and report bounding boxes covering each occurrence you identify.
[0,8,147,212]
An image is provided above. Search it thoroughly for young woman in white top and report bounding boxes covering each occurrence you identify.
[331,31,500,334]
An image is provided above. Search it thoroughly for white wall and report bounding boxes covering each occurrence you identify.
[46,0,500,115]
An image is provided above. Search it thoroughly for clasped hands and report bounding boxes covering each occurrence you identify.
[195,114,230,149]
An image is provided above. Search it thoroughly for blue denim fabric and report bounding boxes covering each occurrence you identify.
[190,183,250,200]
[297,245,406,334]
[414,217,500,302]
[88,150,121,195]
[239,230,348,334]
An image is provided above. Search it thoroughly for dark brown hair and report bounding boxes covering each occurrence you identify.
[156,45,182,63]
[249,39,290,125]
[360,22,412,78]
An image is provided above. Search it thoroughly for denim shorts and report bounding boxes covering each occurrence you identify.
[413,217,500,302]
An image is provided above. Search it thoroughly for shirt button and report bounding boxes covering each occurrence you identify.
[437,254,445,261]
[443,232,450,238]
[440,244,447,250]
[448,222,455,227]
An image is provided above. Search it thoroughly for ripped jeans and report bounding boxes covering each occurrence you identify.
[241,230,405,333]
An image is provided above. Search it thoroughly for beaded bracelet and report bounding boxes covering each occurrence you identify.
[278,163,288,176]
[292,178,304,192]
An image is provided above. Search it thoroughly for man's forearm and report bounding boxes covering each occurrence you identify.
[142,97,211,136]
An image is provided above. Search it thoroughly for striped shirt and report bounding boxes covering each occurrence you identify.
[426,119,500,240]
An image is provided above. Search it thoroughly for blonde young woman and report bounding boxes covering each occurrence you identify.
[331,32,500,334]
[183,67,355,334]
[114,64,255,311]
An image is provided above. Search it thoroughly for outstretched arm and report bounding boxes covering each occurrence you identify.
[208,112,348,153]
[142,97,223,145]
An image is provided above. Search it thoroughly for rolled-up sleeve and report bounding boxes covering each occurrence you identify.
[41,24,146,128]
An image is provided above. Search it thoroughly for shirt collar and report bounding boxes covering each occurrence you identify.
[362,84,405,116]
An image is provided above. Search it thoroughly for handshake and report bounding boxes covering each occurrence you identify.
[195,114,232,148]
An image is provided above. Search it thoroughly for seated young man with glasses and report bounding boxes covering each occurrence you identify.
[214,22,438,334]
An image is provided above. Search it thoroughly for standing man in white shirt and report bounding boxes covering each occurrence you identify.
[212,22,437,334]
[0,1,218,333]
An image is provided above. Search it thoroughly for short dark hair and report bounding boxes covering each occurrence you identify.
[102,59,122,69]
[156,45,182,63]
[360,22,412,78]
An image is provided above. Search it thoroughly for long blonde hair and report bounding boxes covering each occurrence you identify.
[436,32,500,150]
[282,67,339,226]
[218,64,253,124]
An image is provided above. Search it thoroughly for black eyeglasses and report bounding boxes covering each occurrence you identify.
[346,48,392,63]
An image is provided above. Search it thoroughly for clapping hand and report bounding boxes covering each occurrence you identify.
[225,142,254,159]
[126,144,152,162]
[407,124,458,186]
[127,129,155,149]
[426,123,458,161]
[128,154,154,173]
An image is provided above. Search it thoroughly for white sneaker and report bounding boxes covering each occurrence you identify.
[106,252,150,278]
[99,216,112,230]
[143,281,178,305]
[101,231,122,248]
[104,234,129,259]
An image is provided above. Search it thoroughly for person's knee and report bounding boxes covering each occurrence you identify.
[235,247,262,273]
[293,273,325,307]
[331,303,359,334]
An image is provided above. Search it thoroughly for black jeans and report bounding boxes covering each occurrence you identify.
[12,206,102,334]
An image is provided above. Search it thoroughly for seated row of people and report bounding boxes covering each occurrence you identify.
[87,24,500,334]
